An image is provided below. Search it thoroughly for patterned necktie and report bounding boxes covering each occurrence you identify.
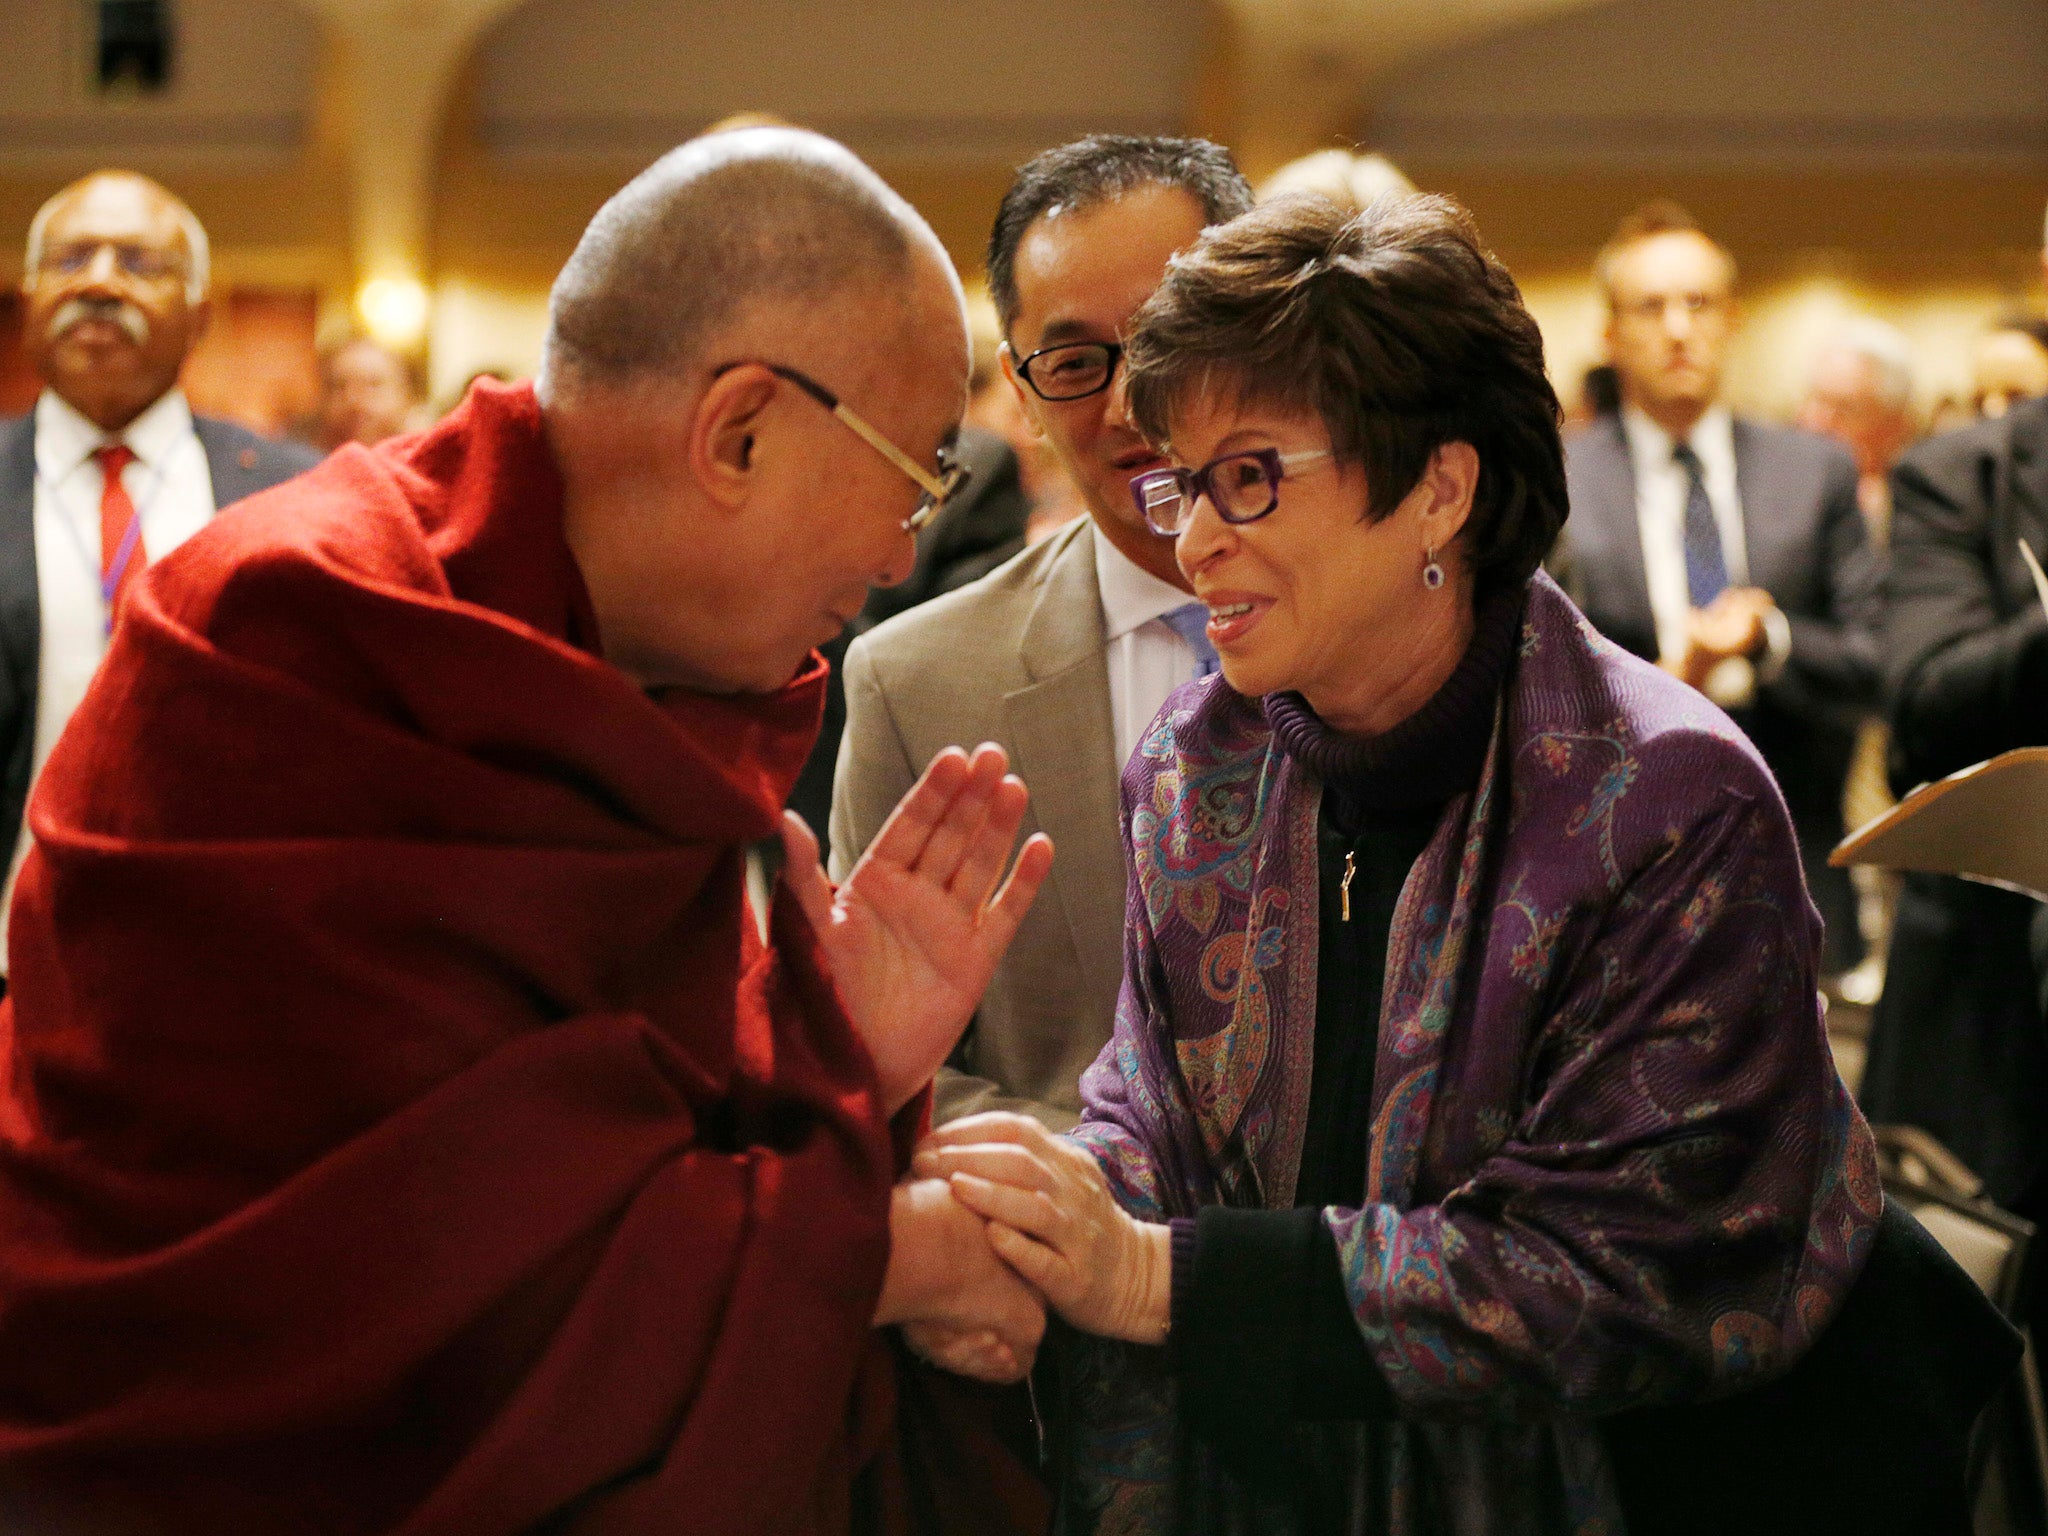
[95,443,148,620]
[1161,600,1220,679]
[1672,441,1727,608]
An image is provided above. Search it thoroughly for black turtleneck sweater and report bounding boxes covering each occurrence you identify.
[1166,581,1525,1449]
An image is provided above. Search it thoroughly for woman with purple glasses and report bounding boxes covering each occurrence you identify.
[915,193,2011,1534]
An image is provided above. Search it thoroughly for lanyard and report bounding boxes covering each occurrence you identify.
[34,431,196,637]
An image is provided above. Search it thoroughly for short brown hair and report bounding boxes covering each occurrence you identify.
[1593,199,1736,303]
[1123,192,1567,587]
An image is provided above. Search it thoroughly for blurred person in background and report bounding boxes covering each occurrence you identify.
[1974,316,2048,420]
[312,332,426,451]
[1799,317,1918,537]
[1798,317,1920,1002]
[1863,202,2048,1306]
[1557,200,1882,980]
[1563,360,1623,431]
[1255,146,1415,211]
[1927,393,1977,435]
[0,170,315,989]
[832,135,1254,1130]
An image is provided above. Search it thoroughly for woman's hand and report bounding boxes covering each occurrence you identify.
[914,1113,1172,1346]
[780,745,1054,1115]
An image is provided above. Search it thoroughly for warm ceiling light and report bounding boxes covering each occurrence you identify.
[357,276,430,350]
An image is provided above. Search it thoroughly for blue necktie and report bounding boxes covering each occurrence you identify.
[1673,441,1728,608]
[1161,601,1220,678]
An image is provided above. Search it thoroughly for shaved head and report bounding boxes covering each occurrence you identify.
[541,127,954,393]
[538,127,971,696]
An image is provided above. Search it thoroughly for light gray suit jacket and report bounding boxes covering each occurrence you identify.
[829,518,1124,1130]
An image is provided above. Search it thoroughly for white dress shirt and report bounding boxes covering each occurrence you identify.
[1619,403,1788,705]
[1093,521,1203,769]
[2,389,217,949]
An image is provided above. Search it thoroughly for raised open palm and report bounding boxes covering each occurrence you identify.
[780,743,1054,1113]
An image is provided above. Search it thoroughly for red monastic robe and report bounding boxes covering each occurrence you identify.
[0,381,918,1533]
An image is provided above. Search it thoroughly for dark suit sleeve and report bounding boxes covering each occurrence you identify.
[1167,1208,1396,1441]
[0,418,39,866]
[196,417,322,511]
[1542,527,1580,605]
[1885,435,2048,787]
[1761,446,1883,730]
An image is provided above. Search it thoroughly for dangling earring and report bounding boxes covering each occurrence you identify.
[1422,547,1446,590]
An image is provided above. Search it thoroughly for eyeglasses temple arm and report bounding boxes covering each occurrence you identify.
[757,360,951,501]
[830,402,949,499]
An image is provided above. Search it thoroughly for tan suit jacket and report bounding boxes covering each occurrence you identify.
[830,518,1124,1130]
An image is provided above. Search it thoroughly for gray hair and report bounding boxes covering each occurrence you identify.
[541,128,944,391]
[1820,317,1915,411]
[1256,148,1416,213]
[24,173,210,304]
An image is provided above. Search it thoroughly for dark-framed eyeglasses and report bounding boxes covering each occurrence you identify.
[713,360,972,532]
[1013,340,1124,402]
[1130,447,1334,537]
[36,238,186,285]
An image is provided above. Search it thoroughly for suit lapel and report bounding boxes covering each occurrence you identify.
[193,418,245,511]
[2006,403,2048,592]
[1002,523,1125,1016]
[1732,419,1791,596]
[0,418,41,706]
[1580,417,1658,650]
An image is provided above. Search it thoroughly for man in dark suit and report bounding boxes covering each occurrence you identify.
[1558,202,1882,975]
[1,170,318,964]
[1862,364,2048,1236]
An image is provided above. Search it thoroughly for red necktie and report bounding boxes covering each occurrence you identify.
[95,443,147,620]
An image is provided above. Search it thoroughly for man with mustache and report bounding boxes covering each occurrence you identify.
[0,170,317,978]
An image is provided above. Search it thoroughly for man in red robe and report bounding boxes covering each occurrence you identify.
[0,128,1052,1532]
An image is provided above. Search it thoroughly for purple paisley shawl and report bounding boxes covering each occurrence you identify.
[1066,573,1882,1536]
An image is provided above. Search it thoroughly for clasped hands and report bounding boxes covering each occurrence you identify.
[778,744,1166,1383]
[1664,585,1777,693]
[903,1113,1174,1381]
[868,1115,1174,1384]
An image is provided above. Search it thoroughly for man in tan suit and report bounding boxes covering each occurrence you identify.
[831,136,1253,1127]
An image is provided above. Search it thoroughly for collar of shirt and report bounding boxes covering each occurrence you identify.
[1092,518,1193,642]
[1619,399,1747,586]
[1619,401,1737,498]
[35,387,196,484]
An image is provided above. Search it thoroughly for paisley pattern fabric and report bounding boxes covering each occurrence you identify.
[1066,573,1881,1535]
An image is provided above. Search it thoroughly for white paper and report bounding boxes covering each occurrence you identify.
[2020,537,2048,618]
